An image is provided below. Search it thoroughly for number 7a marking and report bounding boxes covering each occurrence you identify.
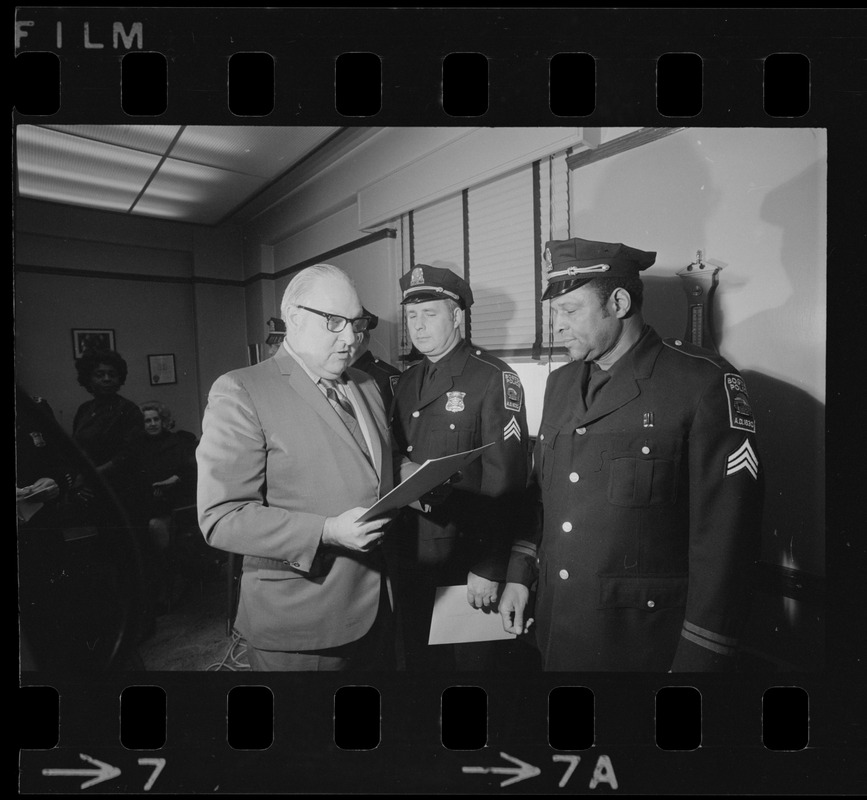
[138,758,166,791]
[552,755,581,788]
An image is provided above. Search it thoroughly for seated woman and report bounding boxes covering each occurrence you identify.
[138,401,197,519]
[136,401,198,610]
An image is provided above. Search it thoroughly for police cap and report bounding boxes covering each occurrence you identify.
[542,237,656,301]
[399,264,474,309]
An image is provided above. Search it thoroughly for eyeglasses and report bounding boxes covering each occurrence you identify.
[295,305,372,333]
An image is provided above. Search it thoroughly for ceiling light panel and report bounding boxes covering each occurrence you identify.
[41,124,182,155]
[134,158,267,223]
[171,125,340,178]
[16,125,163,213]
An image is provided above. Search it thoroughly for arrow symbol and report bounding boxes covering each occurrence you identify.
[463,751,541,787]
[43,753,121,789]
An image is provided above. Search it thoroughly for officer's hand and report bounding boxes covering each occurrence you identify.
[322,507,389,552]
[467,572,500,610]
[499,582,533,635]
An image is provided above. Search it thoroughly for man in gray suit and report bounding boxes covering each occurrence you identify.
[197,264,397,671]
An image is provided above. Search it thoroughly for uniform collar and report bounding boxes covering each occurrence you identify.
[423,338,469,376]
[593,315,645,371]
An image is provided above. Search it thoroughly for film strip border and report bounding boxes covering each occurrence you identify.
[12,8,863,125]
[19,676,863,793]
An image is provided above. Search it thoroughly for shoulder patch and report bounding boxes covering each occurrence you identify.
[724,373,756,433]
[503,371,524,412]
[662,338,726,368]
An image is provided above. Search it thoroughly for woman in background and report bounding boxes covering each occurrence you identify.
[136,401,198,612]
[71,348,145,511]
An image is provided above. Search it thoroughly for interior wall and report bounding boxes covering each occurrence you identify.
[567,127,827,576]
[14,198,247,438]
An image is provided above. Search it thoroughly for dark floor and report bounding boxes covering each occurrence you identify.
[137,562,251,672]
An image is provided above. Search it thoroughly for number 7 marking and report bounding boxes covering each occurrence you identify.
[552,754,581,788]
[138,758,166,791]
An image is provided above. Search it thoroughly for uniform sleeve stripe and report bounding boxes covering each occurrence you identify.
[511,542,537,558]
[683,620,739,646]
[681,630,737,657]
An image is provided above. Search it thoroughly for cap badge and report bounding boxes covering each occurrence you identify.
[410,267,424,286]
[543,247,553,270]
[445,391,466,413]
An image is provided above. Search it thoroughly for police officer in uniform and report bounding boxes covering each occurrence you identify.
[389,265,532,670]
[499,237,764,671]
[350,308,402,409]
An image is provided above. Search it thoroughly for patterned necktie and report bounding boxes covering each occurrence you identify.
[583,362,612,409]
[321,379,372,463]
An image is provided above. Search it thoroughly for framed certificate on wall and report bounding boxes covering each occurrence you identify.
[147,353,177,385]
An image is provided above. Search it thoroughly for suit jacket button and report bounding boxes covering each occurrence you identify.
[412,411,420,418]
[569,472,579,483]
[576,427,587,435]
[559,569,569,580]
[646,600,656,608]
[561,521,573,532]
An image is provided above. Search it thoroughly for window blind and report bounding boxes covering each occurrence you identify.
[466,165,536,355]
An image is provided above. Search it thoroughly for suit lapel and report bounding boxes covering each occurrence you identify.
[276,347,373,465]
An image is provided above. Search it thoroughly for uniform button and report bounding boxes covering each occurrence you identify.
[476,350,482,355]
[559,569,569,580]
[540,434,545,441]
[576,427,587,435]
[674,339,682,346]
[412,411,420,418]
[449,423,455,430]
[561,521,573,532]
[569,472,579,483]
[291,562,301,568]
[406,445,413,453]
[646,600,656,609]
[641,446,651,455]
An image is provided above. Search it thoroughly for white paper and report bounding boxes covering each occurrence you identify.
[356,442,494,522]
[427,584,516,645]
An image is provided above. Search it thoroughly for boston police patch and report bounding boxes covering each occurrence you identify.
[724,373,756,433]
[503,372,523,412]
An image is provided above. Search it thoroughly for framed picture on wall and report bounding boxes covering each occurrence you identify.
[148,353,177,386]
[71,328,115,359]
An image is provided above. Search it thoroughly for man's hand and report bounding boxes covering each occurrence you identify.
[467,571,500,609]
[17,477,60,503]
[499,582,533,635]
[322,507,389,552]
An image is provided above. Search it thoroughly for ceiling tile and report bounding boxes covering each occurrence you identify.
[16,125,163,213]
[42,124,182,155]
[171,125,340,178]
[134,158,268,224]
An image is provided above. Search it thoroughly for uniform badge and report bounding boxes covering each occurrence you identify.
[724,373,756,433]
[725,438,759,480]
[504,415,521,442]
[389,374,401,394]
[503,372,523,412]
[445,391,466,412]
[29,431,46,448]
[410,266,424,286]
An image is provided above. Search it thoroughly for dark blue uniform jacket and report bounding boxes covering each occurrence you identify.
[507,325,764,671]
